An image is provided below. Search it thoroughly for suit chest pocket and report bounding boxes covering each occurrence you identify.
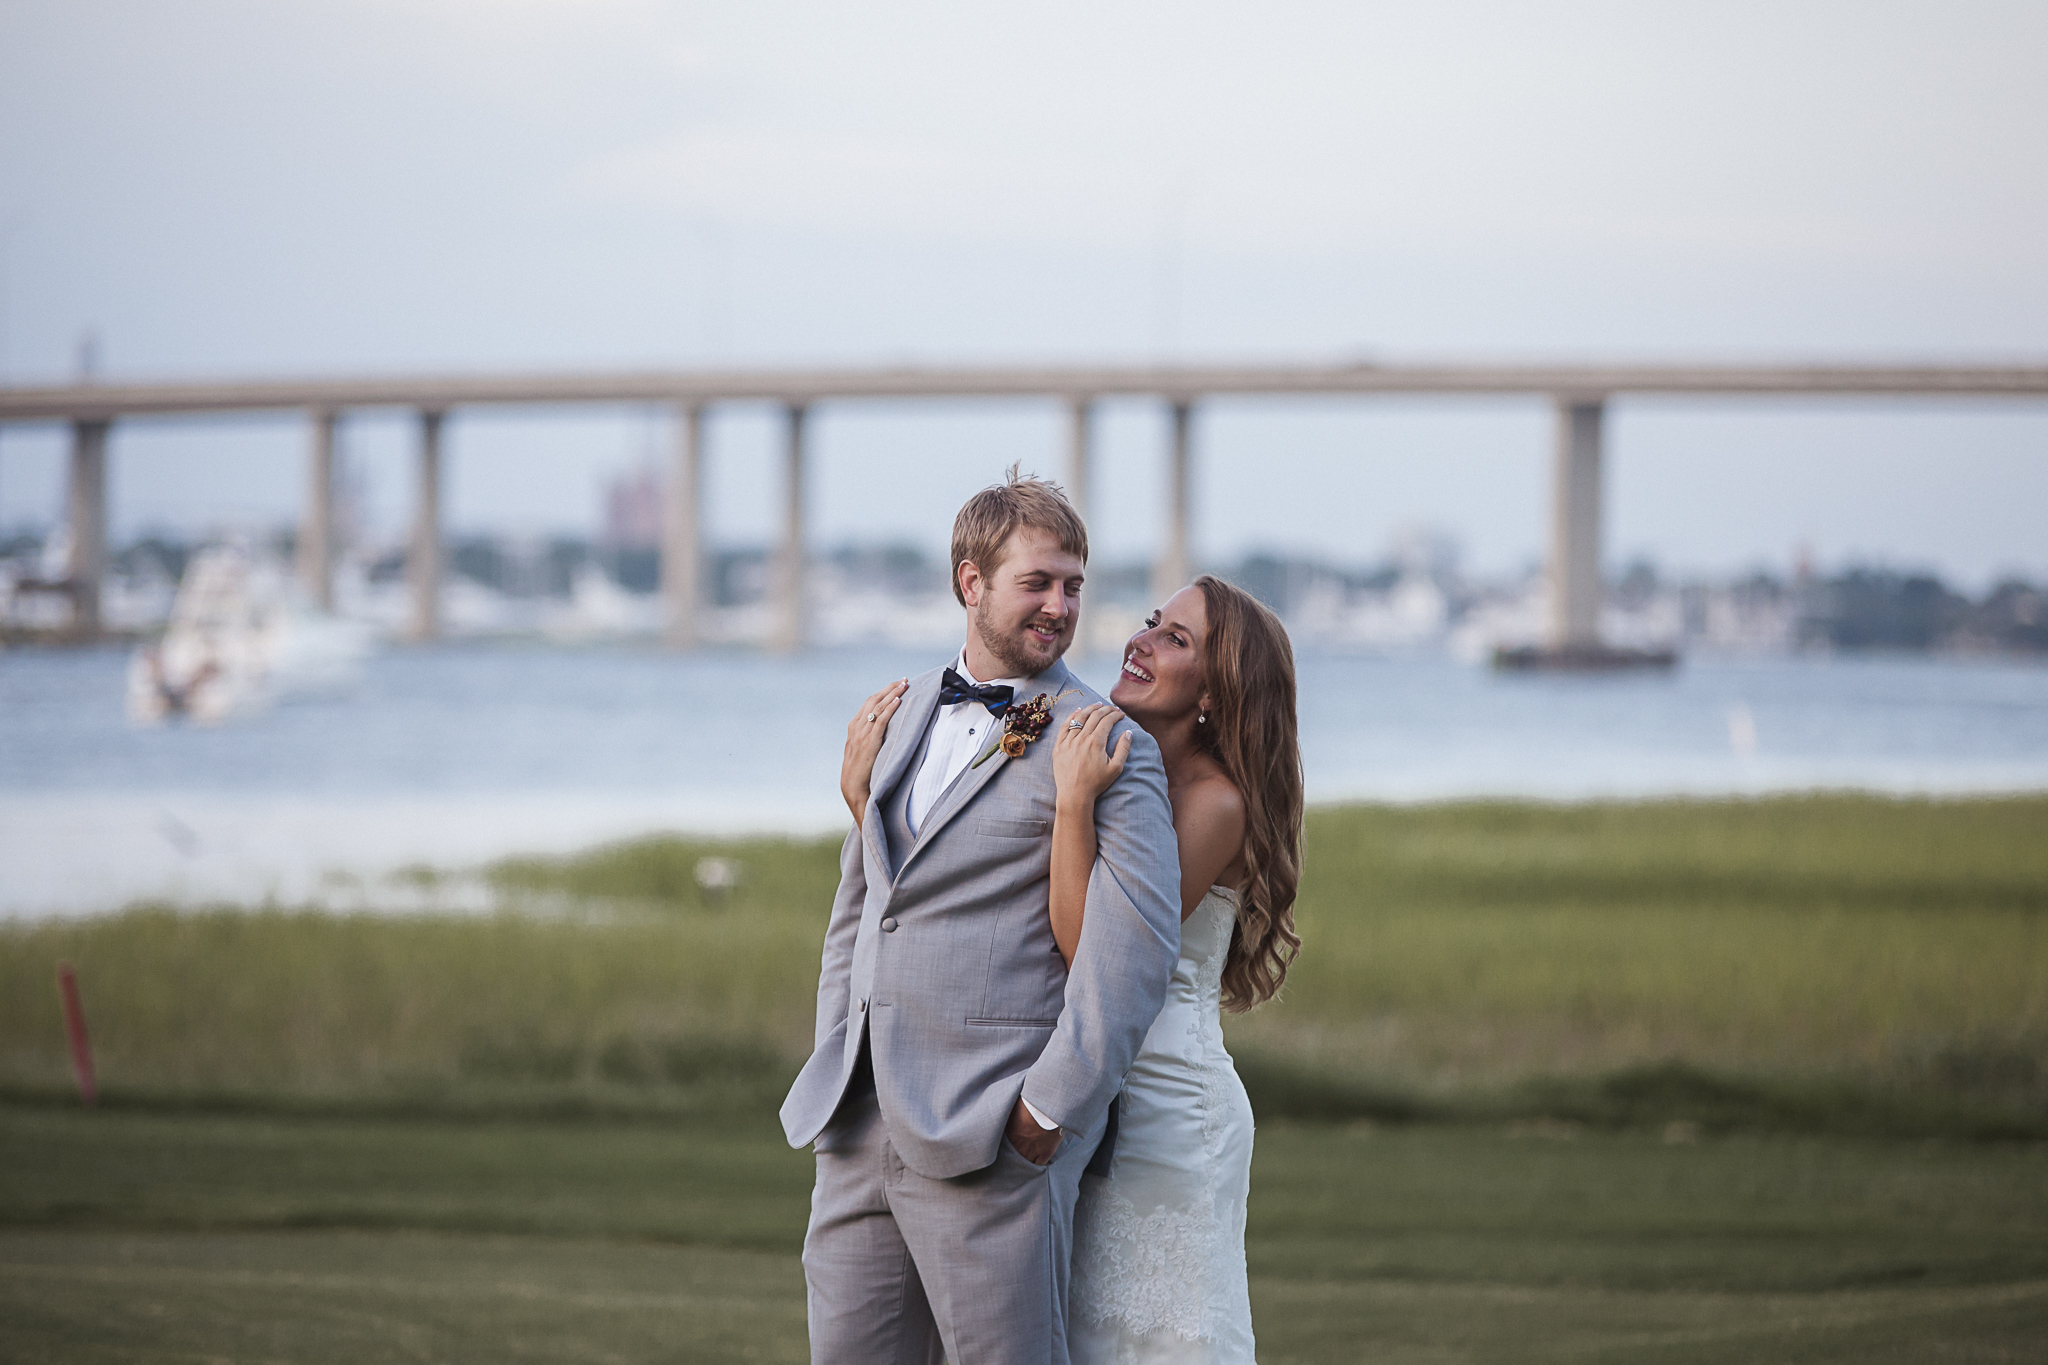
[977,818,1050,839]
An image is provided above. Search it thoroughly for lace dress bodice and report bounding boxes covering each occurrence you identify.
[1070,887,1257,1363]
[1171,884,1236,1016]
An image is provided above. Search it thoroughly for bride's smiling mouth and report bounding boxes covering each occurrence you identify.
[1120,655,1154,684]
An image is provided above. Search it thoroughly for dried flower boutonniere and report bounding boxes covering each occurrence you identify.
[970,689,1072,768]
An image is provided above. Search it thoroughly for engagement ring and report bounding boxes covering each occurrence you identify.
[1068,717,1085,729]
[867,713,878,722]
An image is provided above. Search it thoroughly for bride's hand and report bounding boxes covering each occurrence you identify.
[842,680,909,825]
[1052,704,1131,809]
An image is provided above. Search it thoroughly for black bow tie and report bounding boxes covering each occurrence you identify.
[938,667,1014,715]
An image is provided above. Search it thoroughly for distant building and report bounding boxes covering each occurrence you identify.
[603,467,664,551]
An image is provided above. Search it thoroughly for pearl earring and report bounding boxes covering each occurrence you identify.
[1197,713,1207,725]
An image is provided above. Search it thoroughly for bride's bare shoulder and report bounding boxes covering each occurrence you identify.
[1173,764,1244,827]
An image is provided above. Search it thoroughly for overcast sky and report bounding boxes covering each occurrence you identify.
[1,0,2044,583]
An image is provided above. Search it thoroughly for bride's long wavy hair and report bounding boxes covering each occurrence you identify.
[1190,575,1304,1012]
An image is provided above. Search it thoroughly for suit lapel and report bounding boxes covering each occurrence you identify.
[864,670,942,879]
[899,659,1073,876]
[900,734,1009,871]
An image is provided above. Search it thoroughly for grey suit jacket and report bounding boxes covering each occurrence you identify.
[779,657,1182,1179]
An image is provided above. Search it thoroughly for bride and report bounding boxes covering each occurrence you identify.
[1054,575,1302,1364]
[841,574,1303,1363]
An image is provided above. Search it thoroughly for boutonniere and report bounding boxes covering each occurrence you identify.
[970,689,1076,768]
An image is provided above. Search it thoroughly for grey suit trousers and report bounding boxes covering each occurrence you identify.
[805,1054,1103,1365]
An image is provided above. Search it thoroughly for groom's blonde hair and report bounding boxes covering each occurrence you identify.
[949,464,1089,607]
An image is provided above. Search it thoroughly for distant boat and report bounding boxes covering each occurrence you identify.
[1492,643,1678,673]
[126,545,373,724]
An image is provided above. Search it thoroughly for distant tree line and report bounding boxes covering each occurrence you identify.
[1796,569,2046,653]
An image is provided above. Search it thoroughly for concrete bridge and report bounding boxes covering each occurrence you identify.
[4,360,2046,654]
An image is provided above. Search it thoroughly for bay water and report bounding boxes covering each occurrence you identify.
[3,643,2044,917]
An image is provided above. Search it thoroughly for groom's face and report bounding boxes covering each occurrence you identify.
[962,526,1084,678]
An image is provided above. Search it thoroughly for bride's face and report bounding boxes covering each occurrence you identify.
[1111,586,1209,722]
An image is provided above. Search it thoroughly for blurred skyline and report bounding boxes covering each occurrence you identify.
[2,0,2046,585]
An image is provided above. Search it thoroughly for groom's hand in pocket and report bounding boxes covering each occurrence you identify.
[1006,1098,1061,1166]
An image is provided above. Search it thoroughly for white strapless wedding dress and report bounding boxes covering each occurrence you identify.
[1070,886,1257,1363]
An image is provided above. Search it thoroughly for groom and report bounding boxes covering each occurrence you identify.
[781,470,1182,1364]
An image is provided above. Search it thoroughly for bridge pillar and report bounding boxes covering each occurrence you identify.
[1548,397,1604,650]
[1150,399,1193,605]
[409,409,444,642]
[299,409,337,612]
[1065,398,1092,526]
[662,403,704,649]
[66,418,109,635]
[770,402,808,652]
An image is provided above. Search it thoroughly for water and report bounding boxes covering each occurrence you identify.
[4,643,2046,917]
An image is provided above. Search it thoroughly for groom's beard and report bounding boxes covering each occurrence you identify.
[973,599,1071,678]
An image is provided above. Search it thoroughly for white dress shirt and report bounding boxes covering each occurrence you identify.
[906,650,1062,1133]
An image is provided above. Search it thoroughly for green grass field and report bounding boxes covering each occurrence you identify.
[3,1106,2045,1363]
[3,795,2045,1359]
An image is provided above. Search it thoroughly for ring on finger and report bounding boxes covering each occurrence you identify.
[1067,717,1085,729]
[867,713,878,723]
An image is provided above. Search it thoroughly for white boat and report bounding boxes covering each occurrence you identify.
[126,545,373,724]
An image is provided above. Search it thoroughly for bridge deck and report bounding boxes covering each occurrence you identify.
[6,361,2048,423]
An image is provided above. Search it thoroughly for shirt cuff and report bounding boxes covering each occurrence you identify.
[1021,1097,1060,1131]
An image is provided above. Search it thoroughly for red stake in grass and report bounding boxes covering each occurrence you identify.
[55,961,98,1108]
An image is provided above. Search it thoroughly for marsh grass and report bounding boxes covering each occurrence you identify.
[0,901,820,1115]
[1234,795,2048,1123]
[3,797,2043,1134]
[486,833,843,917]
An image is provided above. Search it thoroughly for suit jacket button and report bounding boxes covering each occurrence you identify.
[881,917,898,932]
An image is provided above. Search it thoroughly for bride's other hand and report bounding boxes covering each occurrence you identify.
[841,680,909,825]
[1052,704,1131,810]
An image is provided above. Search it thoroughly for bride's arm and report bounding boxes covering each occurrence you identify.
[840,680,909,826]
[1049,705,1131,966]
[1048,795,1096,969]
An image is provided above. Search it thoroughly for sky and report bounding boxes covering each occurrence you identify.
[1,0,2044,584]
